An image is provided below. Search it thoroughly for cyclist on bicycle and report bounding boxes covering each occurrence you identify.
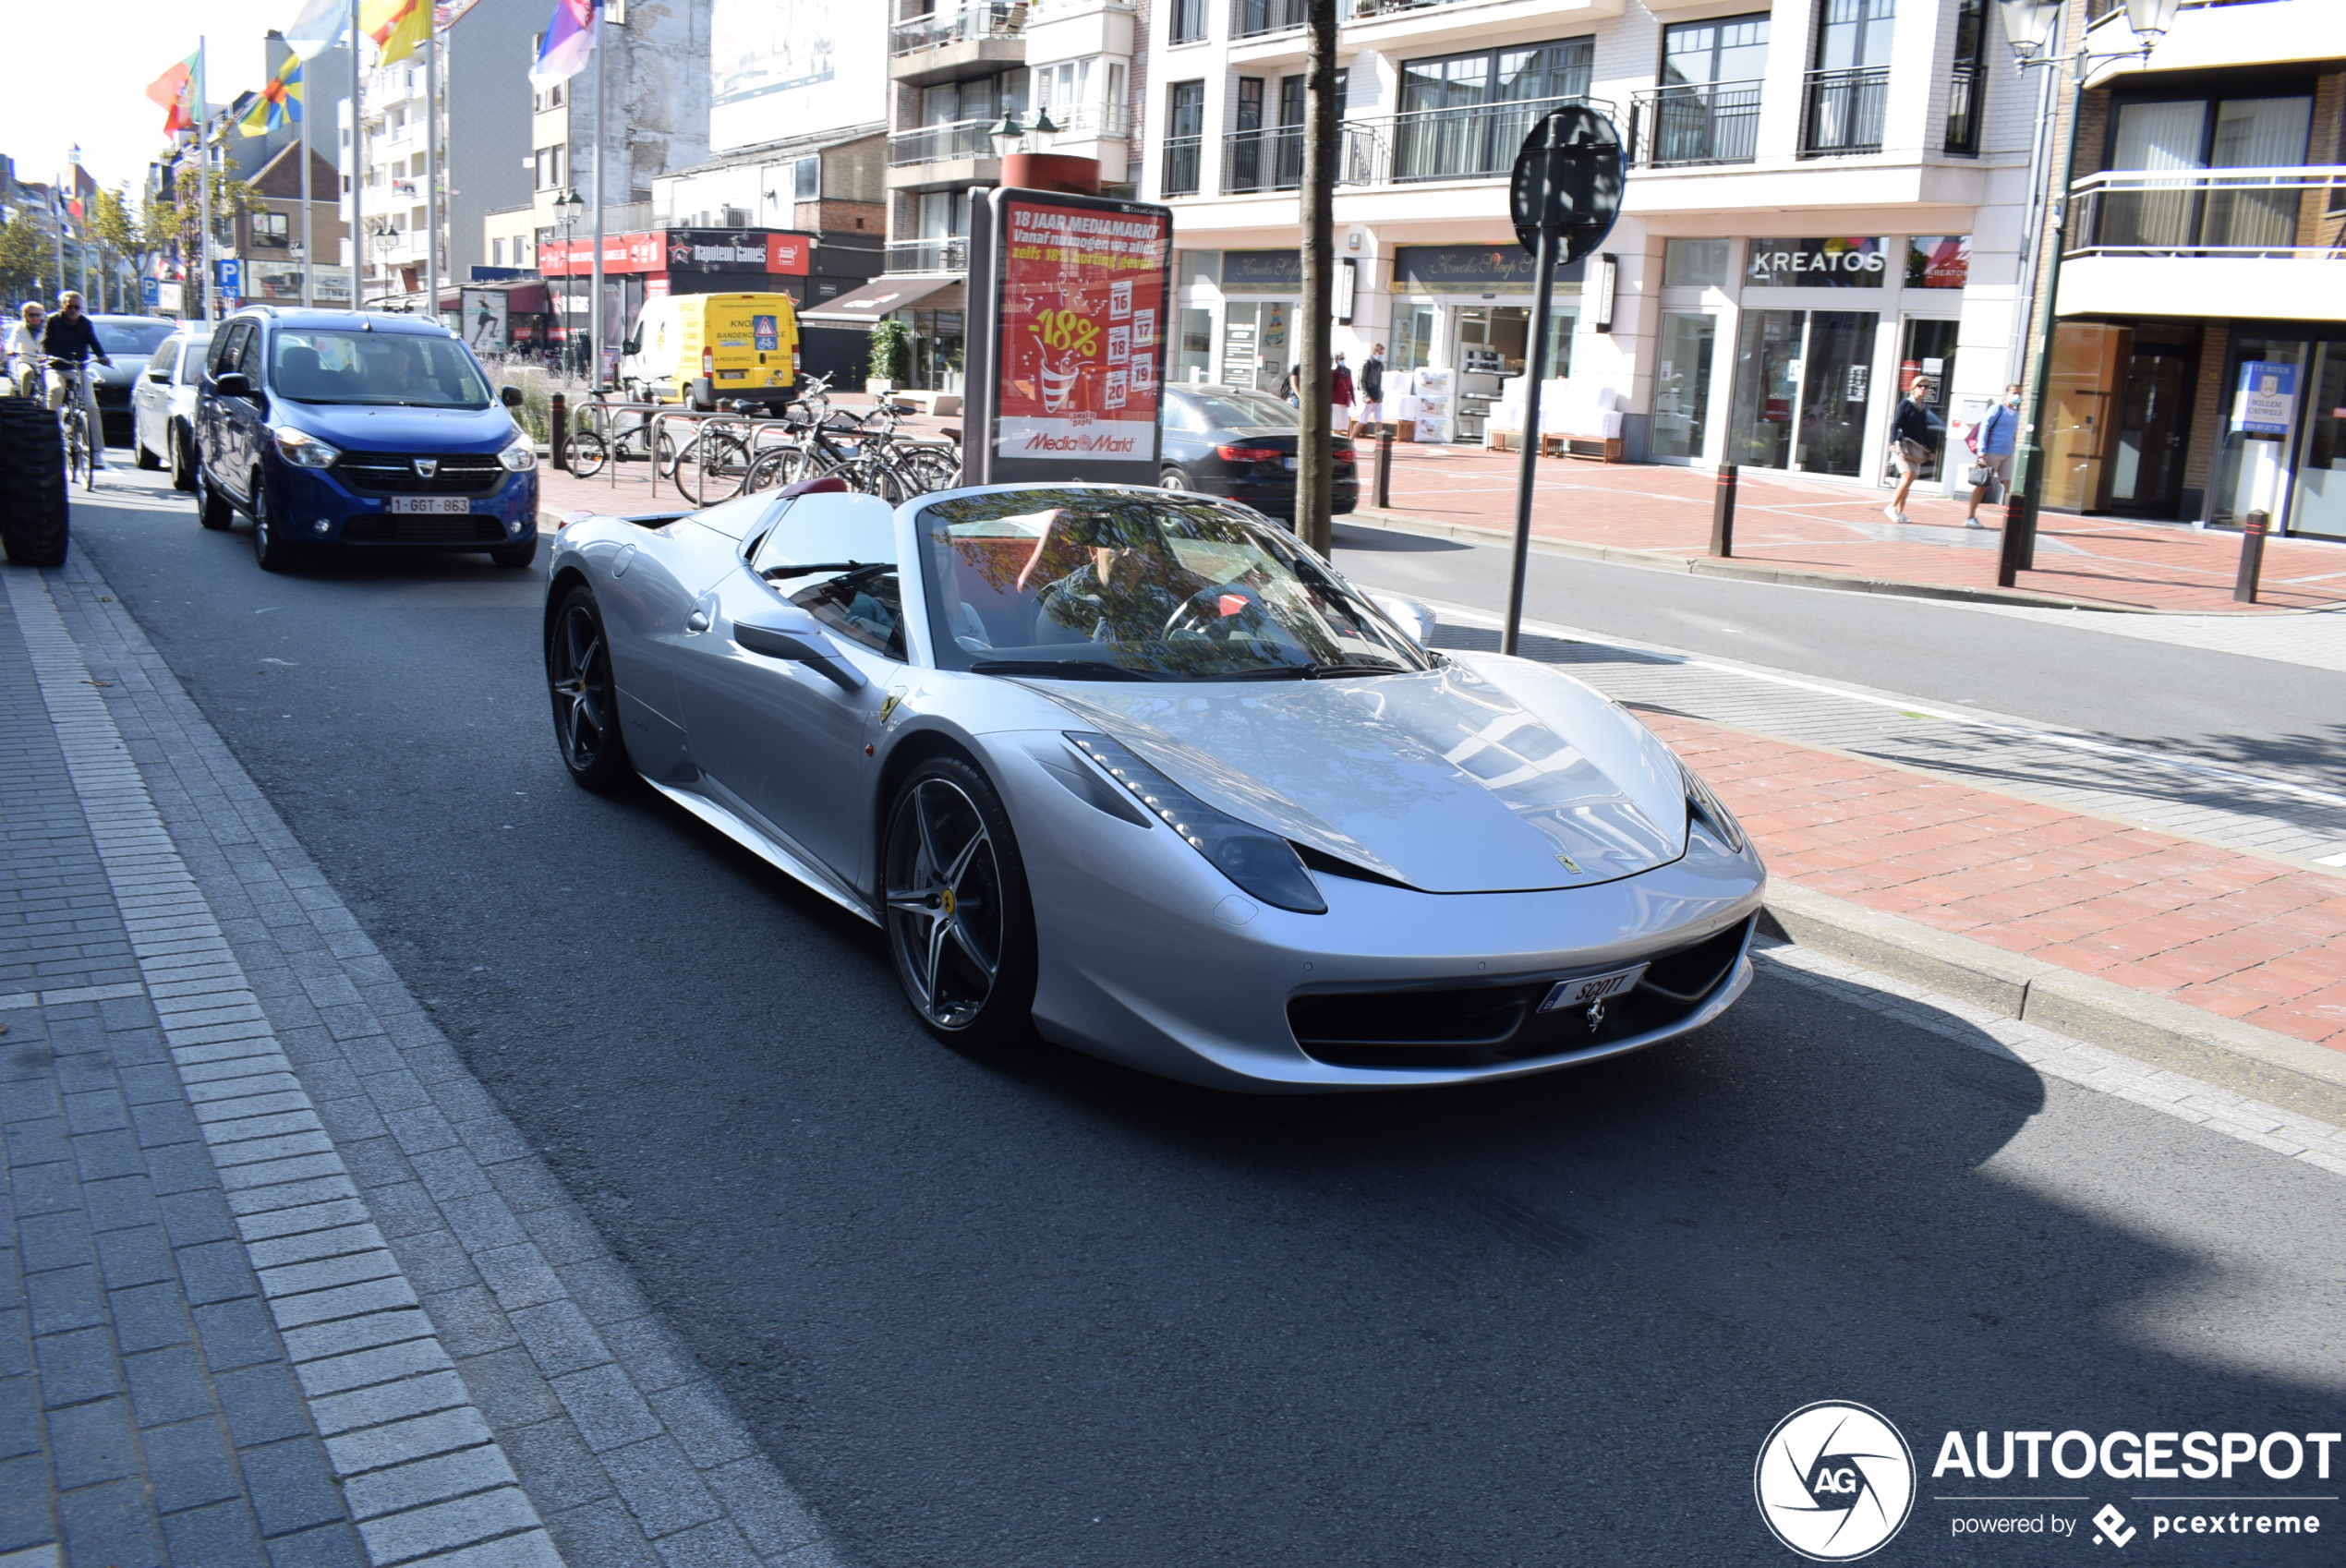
[5,301,46,399]
[43,292,112,469]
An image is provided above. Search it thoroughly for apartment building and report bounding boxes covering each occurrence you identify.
[853,0,1143,390]
[1139,0,2038,482]
[2042,0,2343,536]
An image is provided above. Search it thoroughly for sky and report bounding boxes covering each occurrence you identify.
[1,0,308,197]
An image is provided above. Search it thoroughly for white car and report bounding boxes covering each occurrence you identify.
[131,327,212,490]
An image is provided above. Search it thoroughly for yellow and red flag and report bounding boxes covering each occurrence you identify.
[360,0,431,65]
[146,53,200,134]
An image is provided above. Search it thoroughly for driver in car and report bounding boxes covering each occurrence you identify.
[1033,511,1195,644]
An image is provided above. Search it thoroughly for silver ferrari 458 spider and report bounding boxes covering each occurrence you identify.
[543,479,1765,1091]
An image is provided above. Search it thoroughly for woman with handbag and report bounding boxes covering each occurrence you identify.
[1883,376,1941,524]
[1964,384,2023,528]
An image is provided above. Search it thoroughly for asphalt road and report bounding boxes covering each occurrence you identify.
[61,469,2346,1567]
[1330,522,2346,790]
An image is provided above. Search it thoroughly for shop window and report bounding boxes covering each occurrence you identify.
[1663,238,1731,287]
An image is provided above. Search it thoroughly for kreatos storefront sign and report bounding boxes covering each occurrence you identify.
[1746,237,1888,288]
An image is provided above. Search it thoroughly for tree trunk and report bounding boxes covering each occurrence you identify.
[1296,0,1339,555]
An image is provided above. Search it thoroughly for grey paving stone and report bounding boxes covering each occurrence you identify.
[122,1343,214,1428]
[381,1228,480,1298]
[177,1238,260,1306]
[24,1267,103,1336]
[497,1418,613,1515]
[77,1176,159,1237]
[214,1364,317,1448]
[419,1288,518,1360]
[593,1318,696,1398]
[0,1376,39,1461]
[337,1443,518,1524]
[701,1461,826,1560]
[159,1496,270,1568]
[56,1475,166,1568]
[47,1396,142,1489]
[15,1213,92,1276]
[550,1365,662,1455]
[236,1437,353,1538]
[454,1347,566,1431]
[33,1326,120,1409]
[139,1417,244,1513]
[649,1519,762,1568]
[262,1521,371,1568]
[306,1369,469,1437]
[353,1485,540,1564]
[645,1384,756,1471]
[292,1337,453,1402]
[320,1405,495,1478]
[543,1498,662,1568]
[190,1297,282,1372]
[0,1453,50,1552]
[277,1309,435,1368]
[600,1434,722,1538]
[153,1187,237,1248]
[91,1224,173,1290]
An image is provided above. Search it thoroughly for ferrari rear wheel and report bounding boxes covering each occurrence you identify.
[883,759,1035,1047]
[548,586,632,791]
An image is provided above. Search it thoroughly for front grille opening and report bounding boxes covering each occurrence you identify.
[334,453,505,495]
[1289,914,1756,1069]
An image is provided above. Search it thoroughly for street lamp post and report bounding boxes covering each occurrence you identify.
[1994,0,2179,585]
[552,188,584,379]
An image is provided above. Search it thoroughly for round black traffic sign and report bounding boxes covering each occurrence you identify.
[1510,105,1625,264]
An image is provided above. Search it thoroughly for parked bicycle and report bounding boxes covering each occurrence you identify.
[561,386,681,480]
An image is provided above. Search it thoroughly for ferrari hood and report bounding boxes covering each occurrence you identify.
[1041,654,1689,893]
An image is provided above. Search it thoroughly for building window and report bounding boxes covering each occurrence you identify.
[792,155,820,202]
[1164,79,1204,197]
[534,144,565,191]
[2093,94,2313,252]
[1639,16,1767,167]
[1804,0,1895,155]
[492,237,505,265]
[1944,0,1987,153]
[252,211,291,247]
[1168,0,1206,45]
[1392,39,1592,181]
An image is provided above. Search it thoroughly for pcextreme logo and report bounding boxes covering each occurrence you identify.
[1755,1402,1917,1561]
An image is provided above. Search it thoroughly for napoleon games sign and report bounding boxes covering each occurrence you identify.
[965,187,1175,486]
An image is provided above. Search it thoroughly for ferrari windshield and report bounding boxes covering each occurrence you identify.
[916,488,1432,681]
[267,329,491,408]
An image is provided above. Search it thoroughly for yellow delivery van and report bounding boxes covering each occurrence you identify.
[618,292,802,410]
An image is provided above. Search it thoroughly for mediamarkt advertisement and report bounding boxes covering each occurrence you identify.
[992,198,1171,465]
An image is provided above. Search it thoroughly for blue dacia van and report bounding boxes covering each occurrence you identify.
[194,307,539,572]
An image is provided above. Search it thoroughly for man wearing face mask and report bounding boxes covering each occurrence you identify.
[1964,383,2022,528]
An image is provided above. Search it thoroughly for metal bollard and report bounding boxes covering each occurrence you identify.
[1373,423,1394,511]
[1709,464,1738,558]
[2234,509,2269,604]
[1996,489,2029,587]
[550,392,568,474]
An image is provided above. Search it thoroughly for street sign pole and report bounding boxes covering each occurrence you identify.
[1504,205,1560,657]
[1502,106,1623,656]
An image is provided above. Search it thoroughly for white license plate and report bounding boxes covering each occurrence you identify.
[1282,456,1298,472]
[388,496,472,514]
[1538,964,1648,1013]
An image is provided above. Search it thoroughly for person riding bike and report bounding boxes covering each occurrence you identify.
[42,292,112,470]
[4,301,46,399]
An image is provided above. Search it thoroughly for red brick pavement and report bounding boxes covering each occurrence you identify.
[1362,441,2346,615]
[1642,710,2346,1049]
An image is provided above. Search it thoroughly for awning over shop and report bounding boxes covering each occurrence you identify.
[801,273,962,323]
[436,279,553,314]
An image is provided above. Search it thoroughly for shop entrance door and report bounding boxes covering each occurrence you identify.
[2292,341,2346,538]
[1653,311,1717,462]
[2107,344,2193,516]
[1219,300,1291,393]
[1893,318,1959,481]
[1727,308,1880,475]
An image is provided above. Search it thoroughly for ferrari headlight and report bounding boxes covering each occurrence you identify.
[497,429,538,471]
[1681,763,1747,854]
[274,427,340,469]
[1067,732,1326,914]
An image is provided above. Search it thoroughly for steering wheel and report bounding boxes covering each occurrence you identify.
[1164,585,1251,641]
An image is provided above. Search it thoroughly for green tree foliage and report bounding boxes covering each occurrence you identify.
[0,216,52,307]
[867,318,913,385]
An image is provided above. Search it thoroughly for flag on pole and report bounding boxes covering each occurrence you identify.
[360,0,431,65]
[236,59,305,138]
[146,53,201,133]
[283,0,348,59]
[528,0,598,90]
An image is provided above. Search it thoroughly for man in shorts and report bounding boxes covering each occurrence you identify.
[1965,384,2022,528]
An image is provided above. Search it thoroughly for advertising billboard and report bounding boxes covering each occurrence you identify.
[966,188,1174,486]
[707,0,885,153]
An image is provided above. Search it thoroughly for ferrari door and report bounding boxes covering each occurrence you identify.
[672,492,903,887]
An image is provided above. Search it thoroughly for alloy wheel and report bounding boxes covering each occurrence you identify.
[885,778,1005,1030]
[550,602,612,770]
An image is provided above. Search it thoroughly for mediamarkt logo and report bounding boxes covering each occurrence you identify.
[1755,1402,1917,1561]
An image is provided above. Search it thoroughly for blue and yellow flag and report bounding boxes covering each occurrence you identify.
[236,58,304,138]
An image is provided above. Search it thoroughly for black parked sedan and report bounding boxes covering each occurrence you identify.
[1159,383,1357,522]
[88,316,182,446]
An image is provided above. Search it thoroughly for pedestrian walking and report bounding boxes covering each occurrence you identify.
[1357,344,1386,438]
[1281,362,1301,406]
[1331,353,1356,436]
[1963,383,2023,528]
[1883,374,1940,524]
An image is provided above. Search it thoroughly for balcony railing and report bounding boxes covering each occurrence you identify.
[889,3,1027,55]
[1799,66,1888,156]
[1343,94,1602,187]
[1224,126,1303,193]
[887,236,969,273]
[1230,0,1307,37]
[1628,81,1761,168]
[1035,101,1132,139]
[1344,0,1477,17]
[889,118,998,166]
[1162,135,1203,197]
[2067,166,2346,259]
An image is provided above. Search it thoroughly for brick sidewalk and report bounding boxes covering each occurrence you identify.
[1643,709,2346,1050]
[1362,442,2346,614]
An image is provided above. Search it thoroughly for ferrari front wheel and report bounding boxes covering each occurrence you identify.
[883,759,1036,1048]
[548,585,632,791]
